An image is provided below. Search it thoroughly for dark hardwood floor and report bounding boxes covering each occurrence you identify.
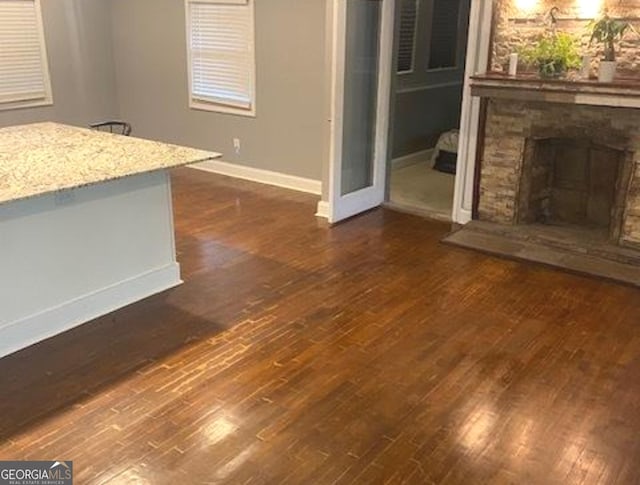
[1,167,639,484]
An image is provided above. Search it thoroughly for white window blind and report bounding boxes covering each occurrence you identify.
[397,0,418,73]
[187,0,255,114]
[0,0,52,107]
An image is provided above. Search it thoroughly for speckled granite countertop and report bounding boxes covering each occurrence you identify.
[0,122,220,205]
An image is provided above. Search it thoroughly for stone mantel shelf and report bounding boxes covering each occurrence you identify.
[471,73,640,109]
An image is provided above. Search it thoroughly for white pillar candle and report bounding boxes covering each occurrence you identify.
[508,53,518,77]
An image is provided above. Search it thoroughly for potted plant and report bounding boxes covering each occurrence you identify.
[521,32,581,79]
[590,13,629,82]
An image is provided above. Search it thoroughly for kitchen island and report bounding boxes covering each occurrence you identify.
[0,122,220,358]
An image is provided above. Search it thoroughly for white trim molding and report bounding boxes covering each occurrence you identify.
[316,200,329,219]
[396,80,464,95]
[452,0,493,225]
[391,148,433,169]
[0,265,181,359]
[190,160,322,195]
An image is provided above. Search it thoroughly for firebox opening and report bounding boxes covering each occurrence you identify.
[517,138,625,242]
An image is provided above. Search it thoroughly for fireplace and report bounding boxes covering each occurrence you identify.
[517,137,631,243]
[443,0,640,284]
[475,93,640,250]
[444,75,640,285]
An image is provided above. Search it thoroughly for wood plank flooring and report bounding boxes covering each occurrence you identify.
[1,167,639,484]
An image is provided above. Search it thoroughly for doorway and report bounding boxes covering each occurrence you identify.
[387,0,472,221]
[323,0,492,224]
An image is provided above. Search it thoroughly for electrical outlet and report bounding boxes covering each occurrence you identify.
[233,138,241,155]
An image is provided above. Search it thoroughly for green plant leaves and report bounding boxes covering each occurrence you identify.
[589,14,629,61]
[520,32,581,77]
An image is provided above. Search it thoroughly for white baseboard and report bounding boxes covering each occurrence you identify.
[316,200,329,219]
[0,264,182,359]
[453,207,472,225]
[190,160,322,195]
[392,149,433,170]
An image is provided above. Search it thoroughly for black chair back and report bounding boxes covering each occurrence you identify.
[90,121,132,136]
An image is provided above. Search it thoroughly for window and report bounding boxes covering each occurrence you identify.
[428,0,462,69]
[0,0,52,110]
[186,0,256,116]
[397,0,418,73]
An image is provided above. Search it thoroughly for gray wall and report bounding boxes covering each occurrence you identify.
[110,0,327,181]
[392,0,470,158]
[393,83,464,157]
[0,0,118,128]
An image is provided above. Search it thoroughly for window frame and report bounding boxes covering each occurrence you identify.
[396,0,419,75]
[0,0,53,111]
[184,0,257,117]
[425,0,465,73]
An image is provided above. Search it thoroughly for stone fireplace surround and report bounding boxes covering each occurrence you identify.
[477,96,640,249]
[441,75,640,285]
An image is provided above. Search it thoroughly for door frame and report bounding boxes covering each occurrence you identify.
[452,0,494,224]
[320,0,495,225]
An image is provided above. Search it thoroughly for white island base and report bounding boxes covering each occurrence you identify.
[0,171,182,358]
[0,122,217,359]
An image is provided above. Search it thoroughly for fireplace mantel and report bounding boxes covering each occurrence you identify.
[471,73,640,109]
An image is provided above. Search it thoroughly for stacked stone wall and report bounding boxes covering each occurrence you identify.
[479,99,640,245]
[492,0,640,77]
